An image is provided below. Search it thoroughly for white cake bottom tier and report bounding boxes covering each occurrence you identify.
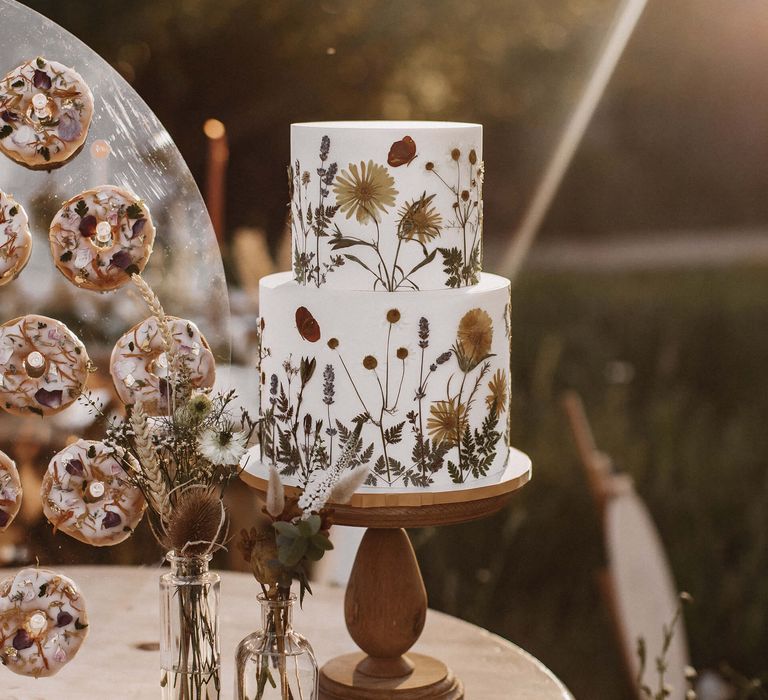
[257,271,512,491]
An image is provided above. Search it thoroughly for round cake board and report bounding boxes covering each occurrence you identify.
[240,446,532,528]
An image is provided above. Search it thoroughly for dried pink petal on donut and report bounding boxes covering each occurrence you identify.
[32,69,51,89]
[34,388,62,409]
[78,214,97,238]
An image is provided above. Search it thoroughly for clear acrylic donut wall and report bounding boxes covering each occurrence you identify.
[0,0,229,566]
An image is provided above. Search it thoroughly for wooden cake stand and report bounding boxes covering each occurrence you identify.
[241,447,532,699]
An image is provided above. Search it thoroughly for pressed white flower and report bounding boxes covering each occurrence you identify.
[198,425,248,466]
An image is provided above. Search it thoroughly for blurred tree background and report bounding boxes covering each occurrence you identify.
[16,0,768,697]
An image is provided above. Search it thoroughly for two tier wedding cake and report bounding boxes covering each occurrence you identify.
[256,121,511,491]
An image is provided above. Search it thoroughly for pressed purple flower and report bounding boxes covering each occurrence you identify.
[131,218,146,238]
[102,511,121,529]
[109,249,133,270]
[57,109,82,142]
[319,135,330,161]
[78,214,98,238]
[0,510,8,528]
[65,459,84,476]
[35,388,62,409]
[436,351,452,365]
[322,364,335,405]
[269,374,278,396]
[418,317,429,348]
[56,611,73,628]
[32,69,51,90]
[12,629,33,650]
[1,110,19,123]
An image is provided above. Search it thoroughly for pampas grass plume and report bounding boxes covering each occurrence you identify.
[327,464,370,505]
[265,464,285,517]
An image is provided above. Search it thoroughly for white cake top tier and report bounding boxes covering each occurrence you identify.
[290,121,483,291]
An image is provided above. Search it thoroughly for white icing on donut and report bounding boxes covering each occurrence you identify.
[0,450,22,531]
[49,185,156,292]
[0,57,94,169]
[0,191,32,286]
[0,314,91,417]
[41,439,146,547]
[110,316,216,415]
[0,568,88,677]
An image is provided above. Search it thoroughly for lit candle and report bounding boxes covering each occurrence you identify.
[26,351,44,369]
[25,351,46,377]
[28,613,47,635]
[95,221,112,245]
[31,93,50,119]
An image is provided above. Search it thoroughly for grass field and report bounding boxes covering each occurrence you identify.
[414,265,768,698]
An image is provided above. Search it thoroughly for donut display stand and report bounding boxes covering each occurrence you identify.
[0,0,232,684]
[41,440,146,547]
[0,567,89,677]
[242,448,532,700]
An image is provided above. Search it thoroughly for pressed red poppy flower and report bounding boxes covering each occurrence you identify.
[295,306,320,342]
[388,136,417,167]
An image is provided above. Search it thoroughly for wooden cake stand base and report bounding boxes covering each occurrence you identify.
[241,447,532,700]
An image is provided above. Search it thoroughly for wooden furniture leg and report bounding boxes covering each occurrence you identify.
[319,528,464,699]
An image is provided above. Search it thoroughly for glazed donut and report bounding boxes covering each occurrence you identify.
[49,185,156,292]
[110,316,216,415]
[0,57,94,169]
[41,439,146,546]
[0,567,88,677]
[0,191,32,286]
[0,450,22,531]
[0,314,91,417]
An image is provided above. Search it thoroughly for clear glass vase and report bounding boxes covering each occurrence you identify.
[160,551,221,700]
[235,593,319,700]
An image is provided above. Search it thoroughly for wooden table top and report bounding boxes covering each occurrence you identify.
[1,566,573,700]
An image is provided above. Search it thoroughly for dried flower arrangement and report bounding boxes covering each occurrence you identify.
[237,460,368,699]
[81,273,257,699]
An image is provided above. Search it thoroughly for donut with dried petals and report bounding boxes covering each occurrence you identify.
[0,314,90,417]
[0,567,89,677]
[0,450,22,531]
[41,439,146,546]
[110,316,216,415]
[49,185,155,292]
[0,191,32,286]
[0,57,94,169]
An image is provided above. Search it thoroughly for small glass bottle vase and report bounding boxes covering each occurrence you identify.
[160,552,222,700]
[235,594,319,700]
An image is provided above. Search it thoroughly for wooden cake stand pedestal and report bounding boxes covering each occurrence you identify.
[241,447,532,700]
